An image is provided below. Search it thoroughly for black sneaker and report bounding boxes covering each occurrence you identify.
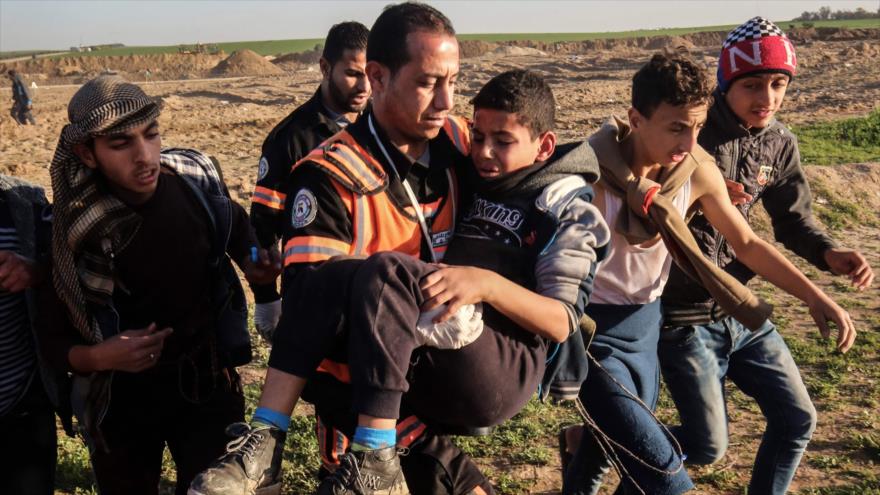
[316,446,409,495]
[188,422,286,495]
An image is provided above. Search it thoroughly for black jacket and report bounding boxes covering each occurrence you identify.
[662,89,837,312]
[250,87,347,302]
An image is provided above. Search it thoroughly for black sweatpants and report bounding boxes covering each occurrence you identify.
[348,251,546,427]
[269,257,493,494]
[90,365,245,495]
[0,374,57,495]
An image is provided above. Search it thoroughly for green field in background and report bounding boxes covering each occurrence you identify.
[2,17,875,60]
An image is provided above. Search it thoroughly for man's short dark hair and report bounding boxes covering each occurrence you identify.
[367,2,455,75]
[632,52,714,118]
[472,69,556,137]
[322,21,369,66]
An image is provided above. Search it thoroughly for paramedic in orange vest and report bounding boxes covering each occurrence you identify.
[188,3,491,495]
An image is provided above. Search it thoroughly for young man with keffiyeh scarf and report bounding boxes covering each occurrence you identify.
[558,53,855,495]
[37,75,280,495]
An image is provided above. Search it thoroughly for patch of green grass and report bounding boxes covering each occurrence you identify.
[280,414,321,492]
[492,470,536,494]
[847,431,880,461]
[455,398,579,461]
[808,177,878,232]
[50,39,325,58]
[799,473,880,494]
[37,17,879,58]
[809,453,851,470]
[55,433,97,494]
[0,49,57,60]
[793,110,880,165]
[694,465,739,490]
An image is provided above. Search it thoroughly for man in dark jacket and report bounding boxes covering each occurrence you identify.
[659,18,874,495]
[8,70,36,125]
[41,75,280,495]
[190,4,498,495]
[0,175,61,495]
[249,21,369,340]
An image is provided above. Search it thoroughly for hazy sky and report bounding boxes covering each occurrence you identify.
[1,0,877,51]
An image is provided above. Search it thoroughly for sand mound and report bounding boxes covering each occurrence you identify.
[645,35,696,51]
[0,52,226,83]
[272,49,321,69]
[492,46,547,57]
[211,50,284,77]
[839,41,880,59]
[459,40,497,59]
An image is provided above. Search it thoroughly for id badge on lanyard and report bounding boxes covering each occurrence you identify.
[368,115,455,263]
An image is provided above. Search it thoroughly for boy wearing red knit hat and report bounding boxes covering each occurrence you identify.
[658,17,874,494]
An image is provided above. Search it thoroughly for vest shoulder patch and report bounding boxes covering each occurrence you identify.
[257,156,269,181]
[291,188,318,228]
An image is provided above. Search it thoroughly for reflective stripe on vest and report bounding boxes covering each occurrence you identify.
[283,235,351,266]
[443,115,471,156]
[283,122,461,267]
[252,185,286,210]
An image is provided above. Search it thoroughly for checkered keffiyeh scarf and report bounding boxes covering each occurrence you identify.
[50,75,162,343]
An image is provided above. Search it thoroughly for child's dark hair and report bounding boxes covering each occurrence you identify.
[322,21,369,66]
[632,52,713,117]
[472,69,555,138]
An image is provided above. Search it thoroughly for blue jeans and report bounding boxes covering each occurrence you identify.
[565,302,693,495]
[658,317,817,495]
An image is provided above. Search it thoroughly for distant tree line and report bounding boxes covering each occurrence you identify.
[794,5,879,21]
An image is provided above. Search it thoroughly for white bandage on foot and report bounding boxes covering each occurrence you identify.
[416,303,484,349]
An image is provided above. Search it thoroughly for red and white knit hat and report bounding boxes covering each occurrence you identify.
[717,17,797,92]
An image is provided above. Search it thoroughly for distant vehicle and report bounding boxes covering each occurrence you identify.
[178,43,221,55]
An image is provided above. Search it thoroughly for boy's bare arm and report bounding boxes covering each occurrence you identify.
[692,160,856,351]
[420,267,571,343]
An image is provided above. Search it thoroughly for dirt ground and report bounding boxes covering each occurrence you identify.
[1,28,878,494]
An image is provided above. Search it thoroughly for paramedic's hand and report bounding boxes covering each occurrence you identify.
[420,266,495,323]
[824,247,874,291]
[254,300,282,343]
[243,247,282,285]
[725,179,752,206]
[0,250,45,292]
[92,323,173,372]
[807,293,856,353]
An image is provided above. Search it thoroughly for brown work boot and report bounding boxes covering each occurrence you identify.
[316,446,409,495]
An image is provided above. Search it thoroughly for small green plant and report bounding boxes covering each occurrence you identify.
[847,432,880,461]
[809,453,850,469]
[694,465,739,489]
[794,110,880,165]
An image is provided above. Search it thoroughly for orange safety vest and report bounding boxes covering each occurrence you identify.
[283,115,471,384]
[283,115,470,268]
